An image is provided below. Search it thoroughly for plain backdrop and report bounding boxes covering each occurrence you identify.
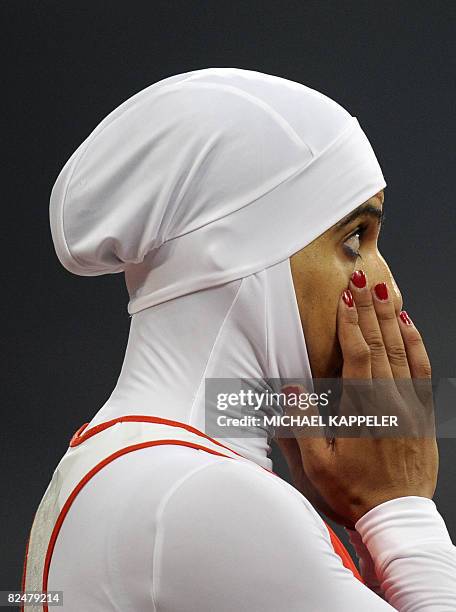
[2,0,455,594]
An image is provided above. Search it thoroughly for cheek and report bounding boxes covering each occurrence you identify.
[298,261,347,376]
[301,264,342,320]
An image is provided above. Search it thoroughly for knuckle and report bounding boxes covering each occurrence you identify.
[376,308,397,322]
[345,316,360,327]
[417,361,432,378]
[386,344,408,366]
[342,307,359,325]
[348,343,371,366]
[341,316,360,334]
[405,329,424,347]
[363,332,386,357]
[356,300,375,314]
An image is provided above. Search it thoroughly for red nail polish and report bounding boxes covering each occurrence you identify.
[351,270,366,288]
[374,282,388,301]
[283,386,300,397]
[342,289,354,307]
[400,310,413,326]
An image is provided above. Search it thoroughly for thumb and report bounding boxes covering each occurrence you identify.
[280,384,327,441]
[279,385,332,502]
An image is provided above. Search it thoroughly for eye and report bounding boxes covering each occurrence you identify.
[341,213,385,261]
[343,226,366,260]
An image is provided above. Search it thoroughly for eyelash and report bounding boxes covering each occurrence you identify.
[342,212,386,261]
[343,224,368,260]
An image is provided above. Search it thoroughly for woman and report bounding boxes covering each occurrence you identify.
[22,67,456,610]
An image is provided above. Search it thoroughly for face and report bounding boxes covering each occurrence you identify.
[290,190,402,378]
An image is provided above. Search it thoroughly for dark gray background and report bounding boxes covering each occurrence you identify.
[2,0,455,593]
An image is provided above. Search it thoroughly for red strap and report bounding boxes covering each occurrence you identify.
[325,522,364,582]
[41,439,242,611]
[21,417,363,611]
[70,414,248,459]
[19,531,31,612]
[70,416,364,583]
[69,414,363,581]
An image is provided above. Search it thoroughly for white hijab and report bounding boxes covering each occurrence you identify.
[49,67,386,469]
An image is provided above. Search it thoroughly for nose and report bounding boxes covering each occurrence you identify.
[388,274,403,315]
[366,252,403,315]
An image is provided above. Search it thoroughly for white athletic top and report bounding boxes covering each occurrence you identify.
[22,416,456,611]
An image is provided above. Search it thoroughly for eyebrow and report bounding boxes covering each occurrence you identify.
[335,203,385,230]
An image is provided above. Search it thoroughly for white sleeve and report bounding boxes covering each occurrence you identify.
[354,496,456,611]
[346,527,385,598]
[153,458,397,611]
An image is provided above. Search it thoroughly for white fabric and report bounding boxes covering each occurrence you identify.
[42,67,456,609]
[49,66,386,466]
[22,419,247,606]
[87,258,313,469]
[49,67,384,312]
[46,439,456,611]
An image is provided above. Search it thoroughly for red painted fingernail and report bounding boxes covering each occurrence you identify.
[399,310,413,326]
[342,289,354,307]
[374,282,388,301]
[283,386,301,396]
[351,269,366,288]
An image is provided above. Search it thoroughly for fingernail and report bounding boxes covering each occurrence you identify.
[282,385,301,396]
[374,282,388,301]
[342,289,354,307]
[399,310,413,326]
[351,269,366,289]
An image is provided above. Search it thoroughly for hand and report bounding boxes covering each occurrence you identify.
[276,272,438,529]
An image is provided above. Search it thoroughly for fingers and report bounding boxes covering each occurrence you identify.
[397,311,432,378]
[369,279,411,379]
[336,288,372,379]
[397,310,434,407]
[279,385,332,488]
[281,384,325,437]
[348,270,393,379]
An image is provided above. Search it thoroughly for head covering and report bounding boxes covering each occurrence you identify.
[49,67,386,469]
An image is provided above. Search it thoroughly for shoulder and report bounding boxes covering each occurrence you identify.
[157,455,331,555]
[152,457,359,611]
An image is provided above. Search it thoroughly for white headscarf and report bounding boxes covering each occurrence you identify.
[49,67,386,469]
